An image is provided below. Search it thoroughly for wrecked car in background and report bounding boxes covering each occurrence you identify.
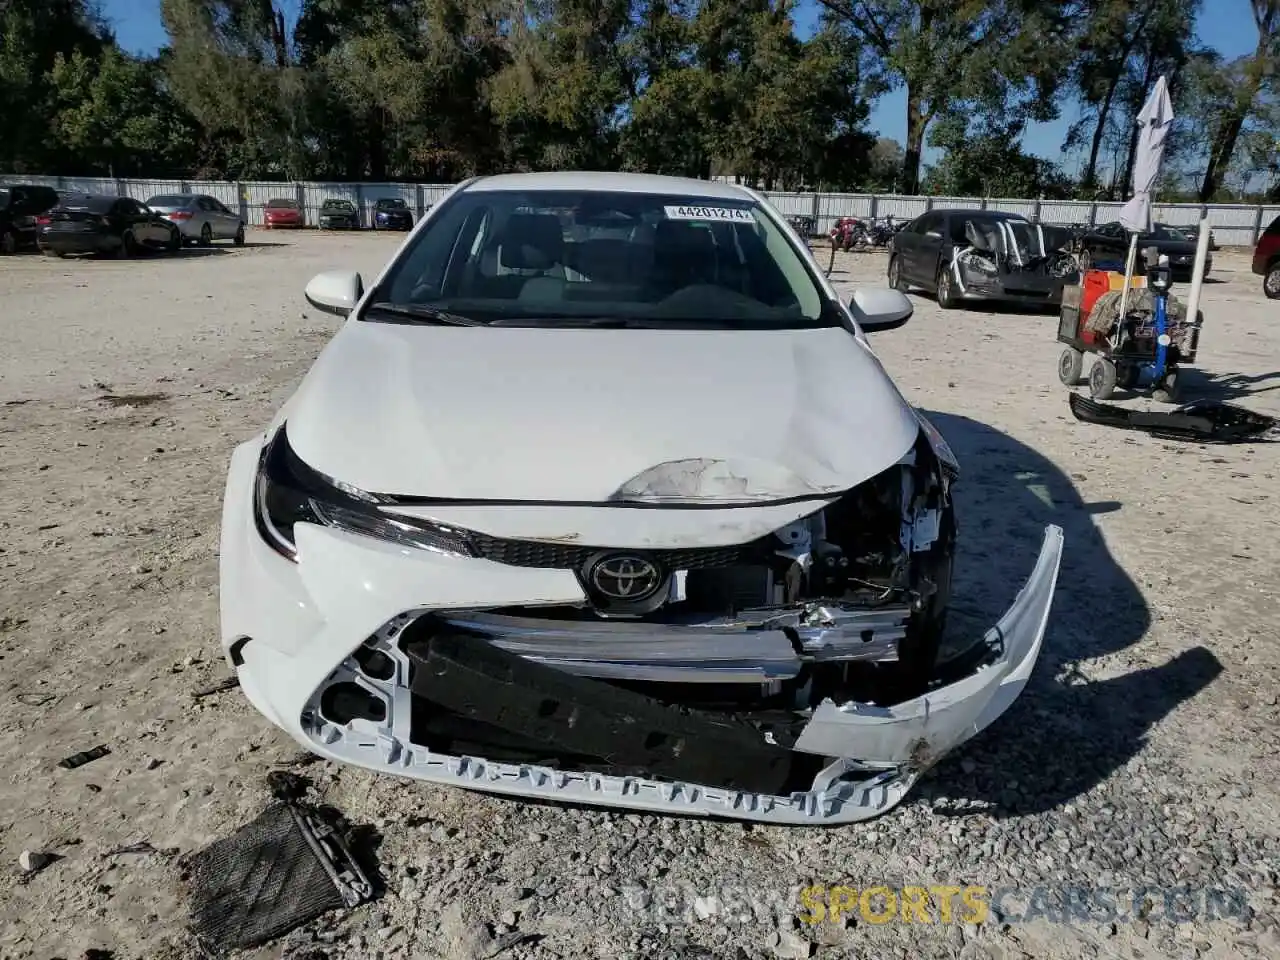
[219,172,1064,825]
[888,209,1078,310]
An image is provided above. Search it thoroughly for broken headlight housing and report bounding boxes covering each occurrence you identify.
[253,424,476,561]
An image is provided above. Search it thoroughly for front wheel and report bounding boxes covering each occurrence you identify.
[234,224,245,246]
[166,231,180,252]
[200,223,212,247]
[117,231,136,259]
[888,255,906,291]
[1265,263,1280,300]
[0,228,16,255]
[936,263,959,309]
[1088,357,1117,400]
[1058,347,1084,385]
[1078,248,1092,272]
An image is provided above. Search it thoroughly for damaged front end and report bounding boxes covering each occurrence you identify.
[226,420,1062,824]
[952,219,1078,304]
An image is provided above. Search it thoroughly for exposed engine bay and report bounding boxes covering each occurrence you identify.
[302,431,959,798]
[952,218,1078,297]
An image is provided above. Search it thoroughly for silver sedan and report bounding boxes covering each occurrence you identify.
[145,194,245,246]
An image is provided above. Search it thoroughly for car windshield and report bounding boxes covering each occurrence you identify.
[267,199,298,209]
[323,200,353,210]
[372,189,831,330]
[377,199,406,209]
[148,195,190,207]
[1148,224,1190,241]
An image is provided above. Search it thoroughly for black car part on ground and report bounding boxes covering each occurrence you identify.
[185,800,374,956]
[300,429,959,793]
[1068,393,1279,442]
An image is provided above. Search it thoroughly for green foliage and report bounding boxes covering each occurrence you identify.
[0,0,1274,197]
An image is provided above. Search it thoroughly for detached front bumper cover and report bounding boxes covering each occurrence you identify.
[282,525,1063,825]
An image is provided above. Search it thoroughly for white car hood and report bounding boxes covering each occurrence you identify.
[284,320,921,503]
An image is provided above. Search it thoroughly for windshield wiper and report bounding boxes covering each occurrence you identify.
[363,302,486,326]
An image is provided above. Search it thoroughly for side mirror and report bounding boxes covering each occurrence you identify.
[848,288,913,333]
[305,270,364,317]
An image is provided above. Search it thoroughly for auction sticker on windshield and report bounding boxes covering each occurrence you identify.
[664,205,754,222]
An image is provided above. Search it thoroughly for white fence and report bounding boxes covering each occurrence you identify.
[5,174,1277,246]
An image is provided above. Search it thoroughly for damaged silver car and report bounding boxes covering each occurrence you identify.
[219,172,1064,824]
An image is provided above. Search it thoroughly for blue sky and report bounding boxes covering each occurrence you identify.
[105,0,1259,173]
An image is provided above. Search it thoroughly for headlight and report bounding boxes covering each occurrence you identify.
[253,424,476,560]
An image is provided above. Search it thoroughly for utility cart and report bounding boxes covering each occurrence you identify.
[1056,258,1201,403]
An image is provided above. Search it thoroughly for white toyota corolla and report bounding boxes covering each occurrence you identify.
[219,172,1063,824]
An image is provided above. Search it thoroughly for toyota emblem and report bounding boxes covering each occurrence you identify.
[587,553,664,601]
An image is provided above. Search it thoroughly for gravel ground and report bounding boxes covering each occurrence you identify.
[1,232,1278,960]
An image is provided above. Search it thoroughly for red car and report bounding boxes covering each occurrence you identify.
[264,198,304,229]
[1253,214,1280,300]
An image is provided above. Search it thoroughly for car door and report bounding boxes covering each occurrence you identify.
[110,199,140,243]
[206,196,231,237]
[913,213,947,287]
[213,198,241,236]
[894,216,926,283]
[142,199,169,245]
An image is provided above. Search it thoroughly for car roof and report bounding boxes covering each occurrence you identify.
[463,171,757,200]
[935,208,1025,219]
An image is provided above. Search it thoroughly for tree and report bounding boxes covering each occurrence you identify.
[1197,1,1280,202]
[0,0,110,173]
[160,0,312,178]
[924,120,1074,198]
[488,0,634,170]
[813,0,1073,194]
[48,47,199,176]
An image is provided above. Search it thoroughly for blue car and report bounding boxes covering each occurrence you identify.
[373,197,414,231]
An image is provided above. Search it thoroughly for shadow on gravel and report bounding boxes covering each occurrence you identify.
[1177,368,1280,402]
[917,412,1223,816]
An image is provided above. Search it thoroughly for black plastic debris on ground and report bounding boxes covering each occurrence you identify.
[58,745,111,770]
[1069,392,1280,443]
[184,802,373,956]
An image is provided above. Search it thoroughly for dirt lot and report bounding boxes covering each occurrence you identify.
[1,232,1278,960]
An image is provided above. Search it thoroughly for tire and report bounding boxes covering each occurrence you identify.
[1265,263,1280,300]
[166,230,180,253]
[200,223,212,247]
[117,231,136,259]
[0,228,16,255]
[1152,370,1180,404]
[234,224,245,246]
[1079,248,1092,272]
[1117,363,1141,390]
[1058,347,1084,385]
[936,263,959,309]
[1088,358,1117,400]
[888,255,906,291]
